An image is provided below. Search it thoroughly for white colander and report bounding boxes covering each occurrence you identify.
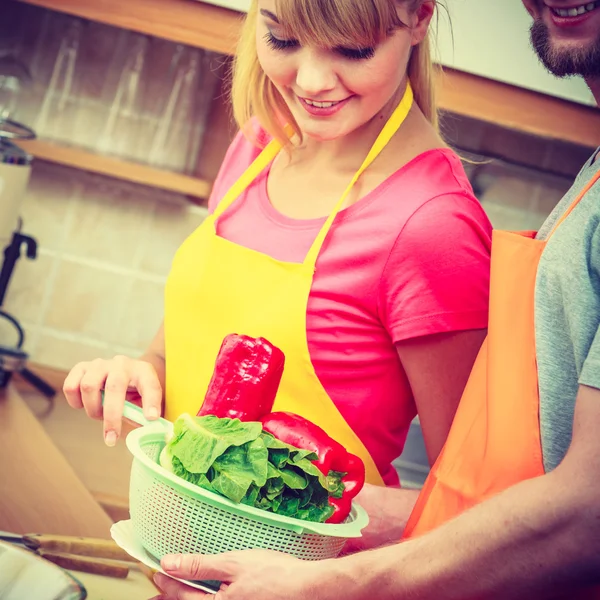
[122,403,369,563]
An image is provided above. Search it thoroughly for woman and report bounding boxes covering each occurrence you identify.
[64,0,490,507]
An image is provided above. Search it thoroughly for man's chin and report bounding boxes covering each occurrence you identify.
[530,20,600,78]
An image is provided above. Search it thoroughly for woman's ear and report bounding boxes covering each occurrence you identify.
[411,1,435,46]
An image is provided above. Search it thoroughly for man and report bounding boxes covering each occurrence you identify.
[152,2,600,598]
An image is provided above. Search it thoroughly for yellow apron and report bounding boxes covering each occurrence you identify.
[164,83,414,487]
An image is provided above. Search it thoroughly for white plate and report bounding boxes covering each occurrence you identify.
[110,520,220,594]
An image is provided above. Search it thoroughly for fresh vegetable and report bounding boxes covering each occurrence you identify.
[261,412,365,523]
[198,334,285,422]
[188,334,363,523]
[159,414,336,523]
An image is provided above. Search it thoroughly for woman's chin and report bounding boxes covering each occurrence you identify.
[297,123,351,143]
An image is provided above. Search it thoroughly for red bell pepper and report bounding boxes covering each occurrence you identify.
[260,411,365,523]
[198,334,285,421]
[329,493,353,525]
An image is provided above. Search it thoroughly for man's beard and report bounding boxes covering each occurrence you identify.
[530,20,600,78]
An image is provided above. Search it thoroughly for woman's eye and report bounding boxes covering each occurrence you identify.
[337,46,376,61]
[264,31,299,51]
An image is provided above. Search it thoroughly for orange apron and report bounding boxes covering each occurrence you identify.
[403,170,600,597]
[164,83,414,487]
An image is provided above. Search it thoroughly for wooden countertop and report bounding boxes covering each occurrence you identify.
[0,385,114,537]
[14,365,134,523]
[0,383,158,598]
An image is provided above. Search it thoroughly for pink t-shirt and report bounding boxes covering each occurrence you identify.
[208,129,492,485]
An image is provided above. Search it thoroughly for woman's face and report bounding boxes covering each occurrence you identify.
[255,0,433,142]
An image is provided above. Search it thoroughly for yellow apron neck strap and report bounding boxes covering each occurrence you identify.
[212,137,284,220]
[304,82,414,266]
[212,82,414,266]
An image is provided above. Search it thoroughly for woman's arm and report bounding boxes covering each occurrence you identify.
[397,328,486,464]
[138,321,167,399]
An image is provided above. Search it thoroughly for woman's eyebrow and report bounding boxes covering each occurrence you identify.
[259,9,280,23]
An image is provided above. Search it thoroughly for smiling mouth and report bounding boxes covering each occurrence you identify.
[548,1,599,16]
[301,98,344,108]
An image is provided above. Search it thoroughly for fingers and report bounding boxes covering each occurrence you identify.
[102,357,131,444]
[79,359,109,421]
[63,355,162,446]
[133,361,163,421]
[161,554,239,583]
[63,363,87,409]
[153,573,214,600]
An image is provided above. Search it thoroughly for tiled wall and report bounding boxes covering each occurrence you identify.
[3,116,593,373]
[3,161,207,370]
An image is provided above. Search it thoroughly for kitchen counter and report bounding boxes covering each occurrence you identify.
[0,382,158,598]
[14,365,134,522]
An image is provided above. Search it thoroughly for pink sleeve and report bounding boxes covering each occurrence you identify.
[379,192,492,343]
[207,121,267,214]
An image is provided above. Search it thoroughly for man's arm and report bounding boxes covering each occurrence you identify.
[345,384,600,599]
[153,387,598,599]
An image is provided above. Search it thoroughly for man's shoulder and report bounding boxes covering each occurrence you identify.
[537,153,600,239]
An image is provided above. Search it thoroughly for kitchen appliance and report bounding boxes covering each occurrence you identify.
[0,117,55,396]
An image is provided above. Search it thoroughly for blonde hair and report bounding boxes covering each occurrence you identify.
[231,0,440,147]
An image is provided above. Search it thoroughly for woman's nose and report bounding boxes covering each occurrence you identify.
[295,49,338,98]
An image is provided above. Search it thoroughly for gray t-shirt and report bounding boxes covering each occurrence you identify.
[536,148,600,472]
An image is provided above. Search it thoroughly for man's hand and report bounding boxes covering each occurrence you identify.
[152,550,342,600]
[343,483,419,553]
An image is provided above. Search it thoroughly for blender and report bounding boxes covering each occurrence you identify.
[0,117,55,396]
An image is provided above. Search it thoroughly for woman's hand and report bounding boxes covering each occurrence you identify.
[152,551,337,600]
[342,483,419,554]
[62,355,163,446]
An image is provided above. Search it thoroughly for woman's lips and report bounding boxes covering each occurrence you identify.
[298,96,352,117]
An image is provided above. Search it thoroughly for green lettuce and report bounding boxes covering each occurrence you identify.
[160,414,336,523]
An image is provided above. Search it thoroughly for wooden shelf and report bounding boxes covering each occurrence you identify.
[440,69,600,149]
[16,139,213,199]
[16,0,243,55]
[15,0,600,149]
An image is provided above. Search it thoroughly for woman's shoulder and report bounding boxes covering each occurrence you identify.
[375,147,488,222]
[358,147,491,251]
[396,147,475,197]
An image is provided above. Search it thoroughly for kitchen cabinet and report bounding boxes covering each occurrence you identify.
[7,0,600,206]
